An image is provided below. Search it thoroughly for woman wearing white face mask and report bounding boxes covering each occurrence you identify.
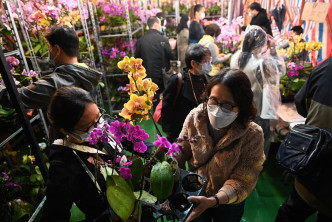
[176,69,265,222]
[188,4,205,44]
[42,86,116,222]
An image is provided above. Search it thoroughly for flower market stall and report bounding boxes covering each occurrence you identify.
[1,0,332,221]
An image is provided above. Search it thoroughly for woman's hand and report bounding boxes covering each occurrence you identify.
[185,196,216,222]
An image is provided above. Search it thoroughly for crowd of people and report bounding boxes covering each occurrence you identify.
[0,2,331,222]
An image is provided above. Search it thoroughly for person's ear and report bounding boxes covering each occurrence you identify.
[191,60,198,69]
[54,44,61,56]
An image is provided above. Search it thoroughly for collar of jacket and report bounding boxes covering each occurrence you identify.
[147,29,163,35]
[53,63,103,87]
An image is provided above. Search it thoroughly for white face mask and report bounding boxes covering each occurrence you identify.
[207,105,238,129]
[197,61,212,75]
[249,12,254,18]
[200,12,205,20]
[70,117,105,142]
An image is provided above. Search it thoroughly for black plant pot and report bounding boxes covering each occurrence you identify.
[281,93,295,103]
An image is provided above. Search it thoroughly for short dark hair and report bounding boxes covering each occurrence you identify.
[147,16,160,29]
[202,68,257,127]
[48,86,95,132]
[205,24,221,37]
[249,2,262,11]
[291,26,303,35]
[185,44,211,69]
[45,26,79,57]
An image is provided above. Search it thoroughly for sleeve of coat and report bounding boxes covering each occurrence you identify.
[164,38,174,61]
[135,39,142,58]
[294,73,310,117]
[176,109,195,169]
[221,124,265,204]
[0,76,59,109]
[161,74,179,133]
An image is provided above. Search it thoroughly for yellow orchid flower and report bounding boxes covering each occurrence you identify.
[124,94,150,114]
[118,56,131,72]
[119,107,132,120]
[22,155,28,164]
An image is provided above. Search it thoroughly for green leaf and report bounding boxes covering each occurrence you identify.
[291,79,306,91]
[106,175,135,221]
[33,44,41,54]
[134,190,157,204]
[99,81,105,88]
[129,158,143,190]
[30,174,37,183]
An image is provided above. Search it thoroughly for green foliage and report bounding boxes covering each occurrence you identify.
[106,175,136,221]
[129,158,143,190]
[134,190,157,204]
[150,161,174,200]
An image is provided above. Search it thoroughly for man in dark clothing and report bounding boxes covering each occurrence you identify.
[248,2,273,36]
[135,16,174,105]
[276,56,332,221]
[0,26,102,110]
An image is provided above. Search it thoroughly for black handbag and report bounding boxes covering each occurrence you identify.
[276,124,332,179]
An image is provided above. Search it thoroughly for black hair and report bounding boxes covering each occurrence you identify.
[45,26,79,57]
[202,68,257,127]
[176,14,189,34]
[185,44,211,69]
[291,26,303,35]
[189,4,204,20]
[48,86,95,132]
[147,16,160,29]
[238,28,266,70]
[205,24,221,37]
[249,2,262,11]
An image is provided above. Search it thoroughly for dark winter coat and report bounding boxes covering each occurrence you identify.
[294,56,332,217]
[189,20,205,44]
[0,63,102,109]
[161,69,208,142]
[135,29,174,89]
[41,143,112,222]
[250,9,273,36]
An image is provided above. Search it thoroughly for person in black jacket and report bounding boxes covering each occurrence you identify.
[135,16,174,106]
[248,2,273,36]
[189,4,205,44]
[41,86,115,222]
[161,44,211,142]
[276,56,332,221]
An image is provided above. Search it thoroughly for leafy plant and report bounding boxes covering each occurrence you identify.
[280,62,313,97]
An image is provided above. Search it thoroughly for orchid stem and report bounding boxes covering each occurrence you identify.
[148,111,162,136]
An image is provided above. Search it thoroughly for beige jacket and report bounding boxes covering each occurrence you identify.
[178,29,189,68]
[176,104,265,203]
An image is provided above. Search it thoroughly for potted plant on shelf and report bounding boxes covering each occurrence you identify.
[278,35,323,101]
[84,56,205,221]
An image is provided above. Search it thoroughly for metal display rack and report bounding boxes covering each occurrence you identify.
[0,0,49,180]
[77,0,105,110]
[93,0,143,114]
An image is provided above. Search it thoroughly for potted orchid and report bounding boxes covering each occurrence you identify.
[279,61,313,101]
[84,56,183,221]
[213,16,244,55]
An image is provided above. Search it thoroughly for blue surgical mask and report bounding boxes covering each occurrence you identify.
[197,61,212,75]
[249,12,254,18]
[214,37,218,42]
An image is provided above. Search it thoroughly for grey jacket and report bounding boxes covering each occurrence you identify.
[0,63,102,109]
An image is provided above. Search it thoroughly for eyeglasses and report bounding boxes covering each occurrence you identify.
[75,107,106,133]
[207,97,237,112]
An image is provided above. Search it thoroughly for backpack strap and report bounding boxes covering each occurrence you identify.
[173,72,183,105]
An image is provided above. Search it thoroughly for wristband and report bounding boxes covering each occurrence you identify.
[213,195,219,207]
